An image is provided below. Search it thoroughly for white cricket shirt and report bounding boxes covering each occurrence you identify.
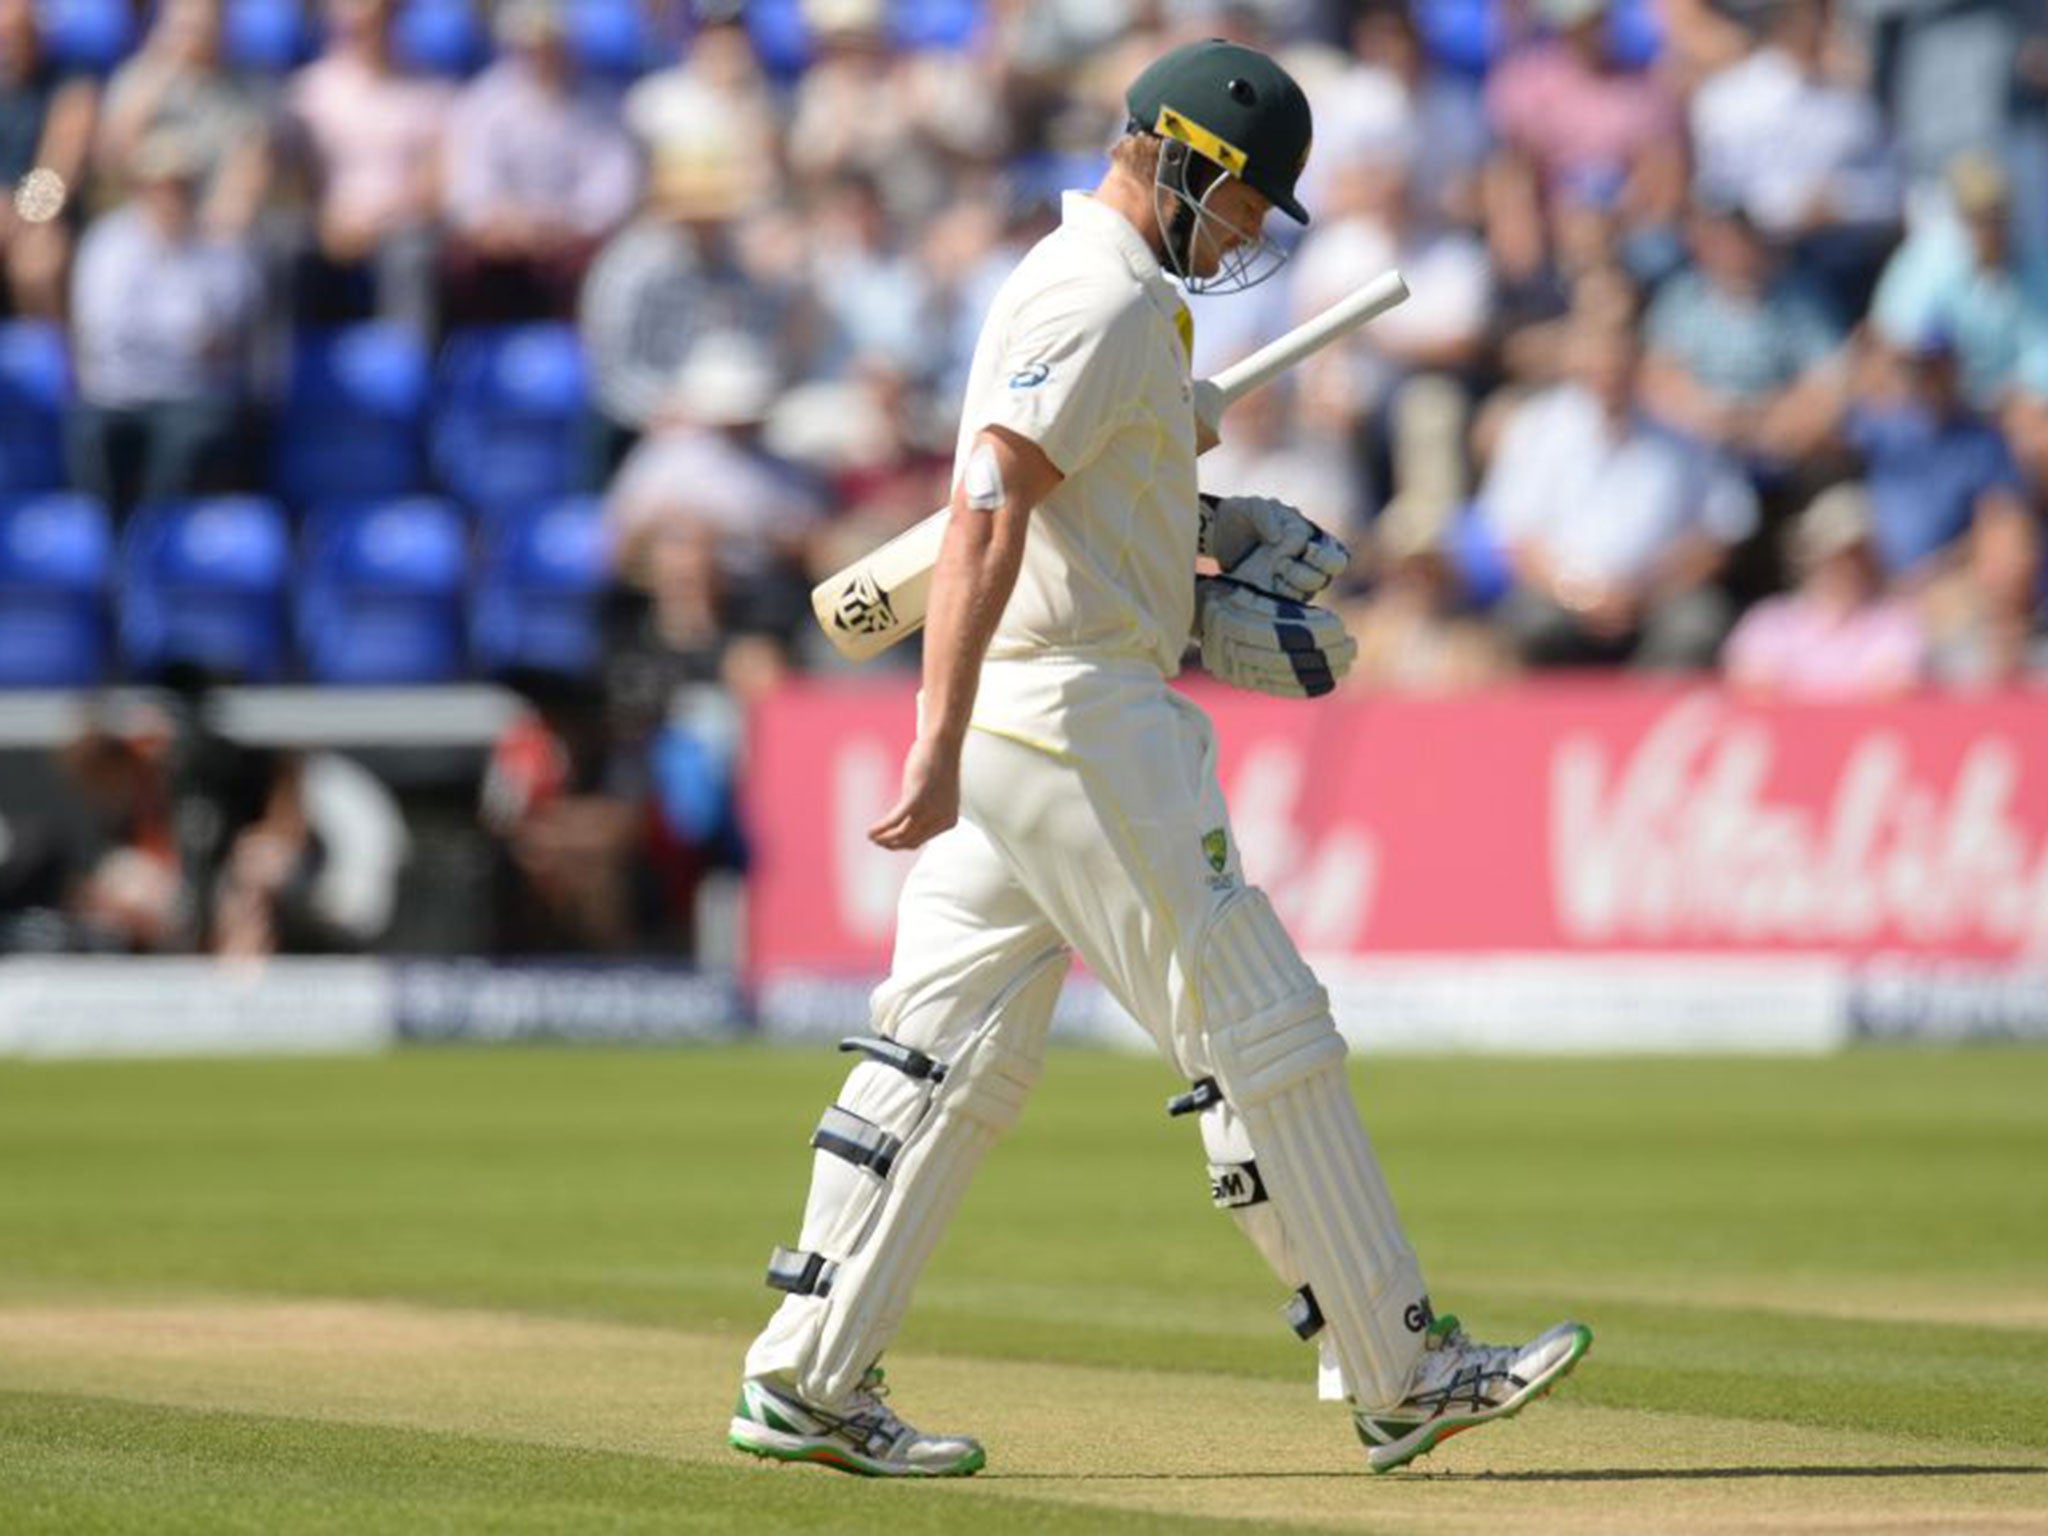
[955,191,1199,680]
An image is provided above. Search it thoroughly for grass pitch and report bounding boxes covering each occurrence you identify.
[0,1045,2044,1533]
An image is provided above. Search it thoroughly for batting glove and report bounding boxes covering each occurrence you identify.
[1200,494,1351,604]
[1194,576,1357,699]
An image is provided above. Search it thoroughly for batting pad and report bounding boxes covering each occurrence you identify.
[1198,889,1429,1409]
[744,949,1065,1407]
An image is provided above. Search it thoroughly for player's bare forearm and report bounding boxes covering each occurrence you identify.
[868,428,1060,851]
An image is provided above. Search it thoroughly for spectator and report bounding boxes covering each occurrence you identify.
[1287,144,1490,491]
[66,131,263,514]
[17,712,184,953]
[1925,490,2048,687]
[784,0,1006,216]
[2005,344,2048,494]
[284,0,448,334]
[1479,319,1758,668]
[1870,152,2048,411]
[1843,329,2034,584]
[598,534,757,959]
[1688,0,1899,314]
[0,0,96,319]
[1342,503,1515,693]
[441,0,641,325]
[1482,0,1685,286]
[210,751,410,957]
[580,117,806,476]
[604,331,822,650]
[1198,369,1371,552]
[1875,0,2035,198]
[773,353,950,526]
[1639,192,1845,468]
[1723,483,1929,697]
[479,680,657,956]
[803,170,933,377]
[1303,2,1488,232]
[623,16,780,190]
[96,0,272,237]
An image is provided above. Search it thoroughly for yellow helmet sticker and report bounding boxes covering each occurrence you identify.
[1154,106,1249,177]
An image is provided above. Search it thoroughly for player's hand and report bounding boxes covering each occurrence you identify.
[1194,577,1356,698]
[868,735,962,851]
[1201,494,1350,603]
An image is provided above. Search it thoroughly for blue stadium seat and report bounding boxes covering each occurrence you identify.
[568,0,670,76]
[892,0,981,50]
[394,0,488,76]
[0,494,111,687]
[0,322,71,494]
[120,497,293,683]
[274,323,430,510]
[470,496,610,678]
[35,0,135,74]
[430,325,590,523]
[1414,0,1502,78]
[224,0,316,73]
[1607,0,1664,69]
[744,0,812,80]
[299,498,469,684]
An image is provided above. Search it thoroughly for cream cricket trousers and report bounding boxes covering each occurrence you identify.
[744,661,1428,1410]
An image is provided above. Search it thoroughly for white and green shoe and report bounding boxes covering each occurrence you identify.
[728,1368,986,1478]
[1353,1314,1592,1473]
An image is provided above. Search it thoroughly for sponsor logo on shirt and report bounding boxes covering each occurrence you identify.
[1007,361,1051,389]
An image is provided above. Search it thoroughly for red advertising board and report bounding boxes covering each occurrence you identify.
[744,679,2048,979]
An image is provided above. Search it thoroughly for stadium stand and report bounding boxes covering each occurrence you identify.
[428,325,591,526]
[470,493,609,678]
[272,324,432,512]
[118,497,293,683]
[0,492,111,686]
[0,323,69,496]
[297,496,469,684]
[392,0,487,76]
[222,0,316,73]
[34,0,132,74]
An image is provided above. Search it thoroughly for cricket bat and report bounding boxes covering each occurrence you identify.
[811,268,1410,662]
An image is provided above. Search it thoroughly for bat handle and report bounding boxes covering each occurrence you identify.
[1192,379,1225,452]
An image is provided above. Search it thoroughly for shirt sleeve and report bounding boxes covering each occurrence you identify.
[972,278,1156,477]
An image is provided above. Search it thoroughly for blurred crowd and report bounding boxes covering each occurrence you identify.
[5,0,2048,958]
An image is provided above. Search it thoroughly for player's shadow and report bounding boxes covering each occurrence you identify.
[994,1464,2048,1483]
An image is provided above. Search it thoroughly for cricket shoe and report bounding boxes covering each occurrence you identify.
[1352,1313,1593,1473]
[728,1367,986,1478]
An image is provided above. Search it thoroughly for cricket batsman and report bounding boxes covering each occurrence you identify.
[729,39,1592,1477]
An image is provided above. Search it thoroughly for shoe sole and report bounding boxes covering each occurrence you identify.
[728,1418,986,1478]
[1364,1323,1594,1474]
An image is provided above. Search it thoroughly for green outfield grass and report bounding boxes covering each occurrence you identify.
[1,1046,2045,1533]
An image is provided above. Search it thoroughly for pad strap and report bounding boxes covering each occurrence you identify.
[765,1246,838,1297]
[1166,1077,1224,1117]
[838,1035,948,1083]
[812,1106,903,1177]
[1284,1285,1324,1340]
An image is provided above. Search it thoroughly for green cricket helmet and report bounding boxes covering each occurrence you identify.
[1125,39,1314,226]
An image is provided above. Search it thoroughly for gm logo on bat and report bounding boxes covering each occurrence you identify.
[1007,362,1051,389]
